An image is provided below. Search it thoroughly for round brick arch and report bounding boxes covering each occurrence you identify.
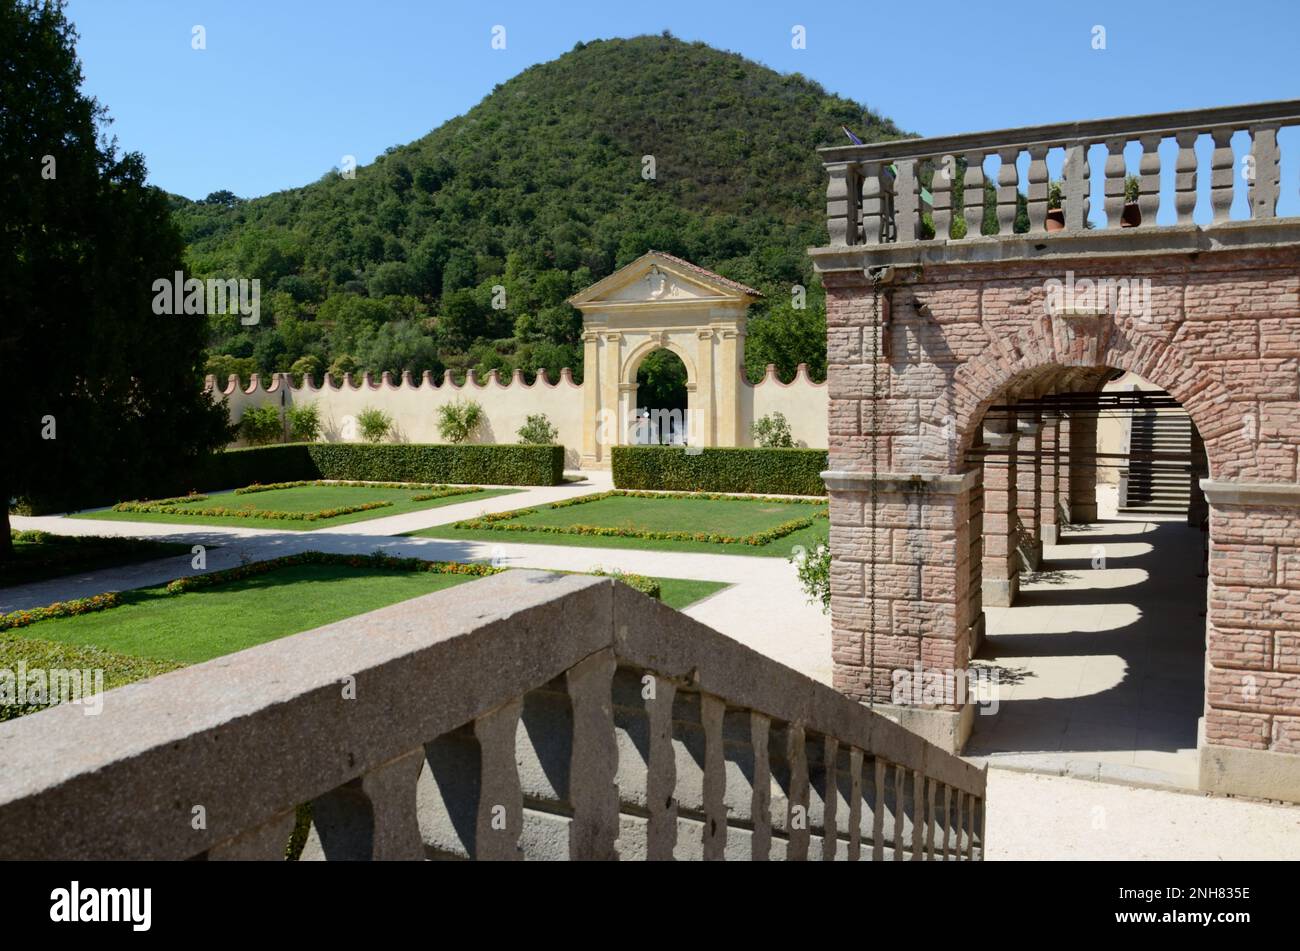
[949,316,1246,480]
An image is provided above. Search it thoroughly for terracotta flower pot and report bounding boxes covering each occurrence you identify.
[1121,201,1141,228]
[1045,208,1066,231]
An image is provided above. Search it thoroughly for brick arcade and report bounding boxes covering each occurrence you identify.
[810,100,1300,802]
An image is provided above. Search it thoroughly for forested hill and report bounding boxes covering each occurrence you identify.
[174,33,905,387]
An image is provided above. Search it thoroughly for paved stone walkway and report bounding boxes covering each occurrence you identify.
[966,487,1205,789]
[987,768,1300,860]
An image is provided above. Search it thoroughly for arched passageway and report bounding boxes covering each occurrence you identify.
[815,240,1300,803]
[632,348,689,445]
[962,369,1210,787]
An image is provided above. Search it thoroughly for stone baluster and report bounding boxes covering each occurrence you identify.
[565,650,620,860]
[750,713,772,860]
[872,758,886,862]
[963,151,985,237]
[996,147,1020,235]
[645,675,679,861]
[1026,144,1049,233]
[860,162,888,244]
[847,748,864,861]
[302,748,425,860]
[1249,124,1281,218]
[930,155,953,239]
[892,765,905,861]
[1210,126,1236,223]
[925,777,938,859]
[911,768,925,861]
[1103,137,1128,227]
[1137,133,1161,226]
[472,699,524,860]
[701,694,728,860]
[821,736,840,861]
[946,784,956,857]
[1062,142,1091,231]
[893,158,920,241]
[953,785,964,860]
[1174,130,1198,224]
[825,162,859,246]
[965,793,978,860]
[786,723,811,860]
[205,810,297,860]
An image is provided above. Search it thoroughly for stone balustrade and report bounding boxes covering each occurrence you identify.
[0,571,985,861]
[820,99,1300,251]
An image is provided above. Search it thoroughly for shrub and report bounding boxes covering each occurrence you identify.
[589,568,661,600]
[1124,174,1140,203]
[286,403,321,442]
[791,543,831,613]
[517,413,559,445]
[751,411,794,448]
[239,404,283,445]
[437,399,485,443]
[356,407,393,443]
[612,446,827,496]
[305,443,564,486]
[0,636,182,721]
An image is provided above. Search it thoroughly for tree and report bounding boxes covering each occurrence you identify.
[744,301,827,383]
[0,0,231,555]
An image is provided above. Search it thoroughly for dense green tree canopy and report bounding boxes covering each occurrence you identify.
[174,35,906,388]
[1,0,230,547]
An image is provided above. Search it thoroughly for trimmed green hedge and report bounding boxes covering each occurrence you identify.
[304,443,563,486]
[183,443,562,491]
[14,443,563,513]
[612,446,827,496]
[191,443,318,492]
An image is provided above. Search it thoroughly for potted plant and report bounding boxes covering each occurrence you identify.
[1046,180,1065,231]
[1121,174,1141,228]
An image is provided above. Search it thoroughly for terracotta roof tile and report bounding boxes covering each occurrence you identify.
[646,250,764,298]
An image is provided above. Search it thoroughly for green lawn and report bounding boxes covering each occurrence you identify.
[2,562,727,671]
[71,484,520,531]
[7,562,481,664]
[3,531,195,588]
[655,577,730,608]
[411,492,829,557]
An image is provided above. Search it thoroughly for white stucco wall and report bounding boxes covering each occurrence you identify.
[741,364,828,449]
[210,361,828,469]
[211,369,586,468]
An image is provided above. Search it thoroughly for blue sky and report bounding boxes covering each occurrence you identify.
[66,0,1300,210]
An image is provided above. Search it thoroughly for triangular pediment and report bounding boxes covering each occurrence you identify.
[567,251,761,310]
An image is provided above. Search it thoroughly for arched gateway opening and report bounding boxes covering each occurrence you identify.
[631,348,690,445]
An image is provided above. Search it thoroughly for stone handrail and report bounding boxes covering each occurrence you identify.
[820,99,1300,246]
[0,571,986,860]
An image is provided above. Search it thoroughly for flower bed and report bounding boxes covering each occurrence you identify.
[232,480,482,501]
[164,551,500,593]
[0,592,123,633]
[111,497,394,522]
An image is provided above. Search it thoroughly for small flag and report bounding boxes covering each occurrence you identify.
[841,125,864,145]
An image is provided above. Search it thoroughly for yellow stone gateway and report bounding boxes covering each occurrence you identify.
[567,250,762,467]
